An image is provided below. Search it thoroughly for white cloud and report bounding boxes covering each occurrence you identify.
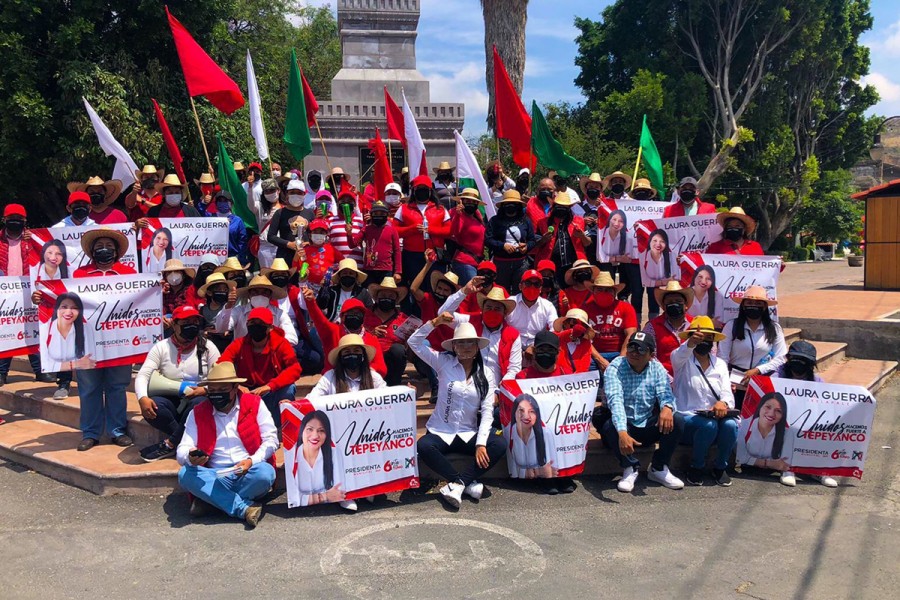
[862,72,900,102]
[864,18,900,56]
[422,62,490,132]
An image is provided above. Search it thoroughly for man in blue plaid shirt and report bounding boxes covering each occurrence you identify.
[598,331,685,493]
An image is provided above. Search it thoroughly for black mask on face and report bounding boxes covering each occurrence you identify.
[178,324,200,342]
[371,216,387,227]
[694,341,714,356]
[72,205,91,221]
[463,203,478,215]
[788,358,811,376]
[141,178,157,190]
[308,175,321,190]
[268,275,290,288]
[4,221,24,237]
[211,291,229,305]
[665,303,685,319]
[573,271,592,283]
[340,353,364,372]
[742,306,764,320]
[553,207,570,220]
[479,273,495,287]
[611,183,625,195]
[679,189,696,203]
[339,275,357,289]
[343,312,364,332]
[538,190,552,202]
[503,205,520,217]
[376,298,396,312]
[432,293,447,305]
[414,187,431,202]
[586,188,601,200]
[208,389,233,411]
[247,323,269,342]
[542,276,555,288]
[724,227,744,242]
[93,247,116,264]
[89,193,105,206]
[535,351,558,369]
[195,267,214,288]
[632,191,651,200]
[231,276,248,289]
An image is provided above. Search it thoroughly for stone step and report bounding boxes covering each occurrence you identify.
[783,327,802,344]
[808,340,846,372]
[819,357,898,395]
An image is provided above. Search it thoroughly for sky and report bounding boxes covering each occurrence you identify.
[302,0,900,135]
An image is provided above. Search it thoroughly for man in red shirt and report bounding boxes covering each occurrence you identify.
[705,207,764,255]
[67,176,127,224]
[663,177,716,218]
[561,259,599,307]
[219,307,301,430]
[73,228,137,277]
[124,165,164,221]
[642,281,694,376]
[583,272,638,369]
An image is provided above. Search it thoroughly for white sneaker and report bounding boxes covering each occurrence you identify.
[363,495,376,503]
[52,387,69,400]
[339,500,358,512]
[439,482,464,508]
[617,467,639,493]
[816,475,838,488]
[780,471,797,487]
[464,481,484,500]
[647,465,684,490]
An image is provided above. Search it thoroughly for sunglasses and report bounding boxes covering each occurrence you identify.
[521,280,542,288]
[626,344,650,355]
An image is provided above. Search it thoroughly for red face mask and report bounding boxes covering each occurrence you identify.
[522,285,541,302]
[482,310,505,329]
[593,291,616,308]
[572,324,587,338]
[200,184,216,197]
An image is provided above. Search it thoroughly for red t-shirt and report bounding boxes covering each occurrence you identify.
[363,310,410,352]
[584,297,638,353]
[90,206,128,224]
[293,243,344,285]
[420,292,454,350]
[73,262,137,278]
[459,283,509,314]
[705,239,764,255]
[516,363,572,379]
[562,287,591,309]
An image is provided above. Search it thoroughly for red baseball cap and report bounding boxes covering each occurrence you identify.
[247,307,274,325]
[536,260,557,273]
[3,204,26,218]
[248,162,263,171]
[411,175,433,189]
[522,269,542,283]
[68,191,91,206]
[309,218,329,231]
[340,298,366,315]
[172,306,201,320]
[477,261,497,274]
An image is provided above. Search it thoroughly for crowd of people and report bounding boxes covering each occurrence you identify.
[0,161,839,528]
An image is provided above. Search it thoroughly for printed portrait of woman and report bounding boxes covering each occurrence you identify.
[506,394,558,479]
[33,240,69,282]
[292,410,347,506]
[42,292,95,372]
[736,391,793,471]
[145,227,173,273]
[640,228,679,288]
[687,265,725,328]
[596,209,635,264]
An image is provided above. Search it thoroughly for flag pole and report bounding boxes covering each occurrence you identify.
[313,120,335,177]
[189,96,215,175]
[388,137,394,175]
[631,146,643,191]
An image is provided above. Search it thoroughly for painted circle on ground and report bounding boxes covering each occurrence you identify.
[320,517,546,599]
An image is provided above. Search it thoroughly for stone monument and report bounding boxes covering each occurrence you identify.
[303,0,465,187]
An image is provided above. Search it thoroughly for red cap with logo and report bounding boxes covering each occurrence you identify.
[247,307,274,325]
[172,306,201,320]
[3,204,26,218]
[521,269,542,283]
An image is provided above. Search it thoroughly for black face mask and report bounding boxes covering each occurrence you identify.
[89,193,106,206]
[479,273,495,287]
[503,205,520,217]
[535,351,558,369]
[371,216,387,227]
[178,324,200,341]
[788,358,811,376]
[208,390,233,412]
[4,221,24,237]
[463,204,478,215]
[542,276,555,288]
[376,298,396,312]
[414,187,431,202]
[269,275,290,288]
[343,312,364,331]
[665,303,685,319]
[432,293,447,305]
[586,188,601,200]
[742,306,764,320]
[724,228,744,242]
[211,291,229,305]
[632,191,651,200]
[72,205,91,221]
[247,323,268,342]
[339,275,357,289]
[538,190,552,202]
[573,271,592,283]
[553,208,570,220]
[93,247,116,264]
[231,276,248,289]
[141,178,158,190]
[308,176,321,190]
[195,267,214,288]
[611,184,625,195]
[694,341,714,356]
[340,353,364,372]
[679,190,696,203]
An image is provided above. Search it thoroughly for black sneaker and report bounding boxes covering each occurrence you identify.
[713,468,732,487]
[686,467,705,486]
[0,373,7,386]
[559,478,577,494]
[140,440,175,462]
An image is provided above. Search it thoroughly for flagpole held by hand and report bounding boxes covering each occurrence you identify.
[189,97,215,176]
[631,146,643,192]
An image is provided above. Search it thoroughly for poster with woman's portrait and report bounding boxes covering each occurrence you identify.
[281,386,419,509]
[0,276,39,358]
[36,275,163,372]
[29,225,138,279]
[596,209,636,264]
[633,214,723,287]
[140,218,229,273]
[499,372,601,478]
[634,228,681,288]
[678,252,783,323]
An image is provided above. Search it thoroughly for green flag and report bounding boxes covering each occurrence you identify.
[284,48,312,161]
[530,100,589,178]
[215,134,257,232]
[640,114,665,198]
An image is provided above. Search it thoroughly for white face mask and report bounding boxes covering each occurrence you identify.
[310,233,327,246]
[249,295,270,308]
[166,272,183,286]
[287,194,303,207]
[264,192,279,203]
[272,170,282,178]
[385,194,401,206]
[165,193,182,206]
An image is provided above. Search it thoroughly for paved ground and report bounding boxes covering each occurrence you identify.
[3,375,898,600]
[776,260,863,297]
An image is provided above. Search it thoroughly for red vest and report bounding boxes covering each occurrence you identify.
[194,394,276,466]
[647,314,693,375]
[472,320,520,378]
[558,330,593,372]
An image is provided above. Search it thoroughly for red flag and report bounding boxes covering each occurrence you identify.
[368,128,393,200]
[492,45,534,169]
[300,67,319,127]
[165,6,245,115]
[151,99,186,183]
[418,149,428,178]
[384,86,405,147]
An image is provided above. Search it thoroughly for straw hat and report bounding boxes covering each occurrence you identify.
[238,275,287,300]
[551,192,578,207]
[233,161,246,172]
[602,170,632,189]
[194,172,216,186]
[564,259,601,287]
[441,322,489,351]
[579,172,603,194]
[160,258,196,279]
[454,187,485,205]
[335,258,367,285]
[80,227,129,257]
[214,256,250,275]
[260,257,296,277]
[136,165,165,180]
[330,167,346,178]
[368,276,408,303]
[327,333,377,367]
[717,207,757,235]
[553,308,595,339]
[200,361,246,385]
[733,285,777,306]
[433,161,455,173]
[631,178,657,198]
[654,280,695,308]
[197,272,237,298]
[678,315,725,342]
[66,176,123,206]
[477,286,516,314]
[590,271,625,294]
[496,189,526,205]
[430,270,460,293]
[154,173,186,194]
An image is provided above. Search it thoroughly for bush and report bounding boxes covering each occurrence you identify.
[791,247,810,261]
[778,251,793,263]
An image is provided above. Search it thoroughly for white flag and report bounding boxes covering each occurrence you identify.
[454,130,495,218]
[401,90,426,178]
[246,50,269,161]
[83,98,139,183]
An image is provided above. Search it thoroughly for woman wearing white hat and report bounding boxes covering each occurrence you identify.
[308,334,386,397]
[409,316,506,509]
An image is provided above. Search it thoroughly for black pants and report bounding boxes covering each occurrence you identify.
[600,412,683,471]
[494,257,528,294]
[364,269,393,288]
[0,354,71,386]
[144,395,205,445]
[417,430,507,485]
[384,342,407,387]
[400,250,427,289]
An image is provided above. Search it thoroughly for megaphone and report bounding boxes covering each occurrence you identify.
[148,371,194,398]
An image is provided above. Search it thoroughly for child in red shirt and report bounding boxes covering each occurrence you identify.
[293,218,344,286]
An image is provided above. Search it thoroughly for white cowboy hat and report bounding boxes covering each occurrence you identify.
[441,322,489,351]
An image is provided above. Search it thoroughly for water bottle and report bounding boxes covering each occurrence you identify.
[422,215,430,241]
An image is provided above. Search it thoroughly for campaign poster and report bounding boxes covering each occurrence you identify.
[595,199,673,264]
[281,386,420,508]
[36,275,164,372]
[678,252,783,323]
[499,372,601,478]
[29,224,138,278]
[0,277,39,358]
[140,217,229,273]
[737,376,876,479]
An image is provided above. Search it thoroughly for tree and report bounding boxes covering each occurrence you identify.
[796,169,863,243]
[482,0,528,131]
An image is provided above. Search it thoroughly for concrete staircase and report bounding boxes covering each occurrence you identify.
[0,328,895,496]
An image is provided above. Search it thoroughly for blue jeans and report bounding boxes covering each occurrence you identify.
[262,384,296,430]
[677,413,739,470]
[75,365,132,440]
[450,261,478,286]
[178,463,276,518]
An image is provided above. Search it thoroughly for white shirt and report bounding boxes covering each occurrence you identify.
[43,320,95,372]
[408,321,497,446]
[718,320,786,375]
[177,397,278,469]
[53,216,96,228]
[640,250,678,287]
[145,250,167,274]
[670,342,735,413]
[507,294,558,349]
[215,301,299,345]
[736,417,789,465]
[597,227,635,263]
[687,290,725,326]
[307,369,386,397]
[292,446,345,507]
[32,263,63,282]
[135,338,221,399]
[507,423,557,478]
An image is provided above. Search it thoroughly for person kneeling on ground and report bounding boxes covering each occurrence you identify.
[599,331,685,492]
[176,362,277,528]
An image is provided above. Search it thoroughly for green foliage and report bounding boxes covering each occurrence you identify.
[790,247,810,261]
[796,169,864,242]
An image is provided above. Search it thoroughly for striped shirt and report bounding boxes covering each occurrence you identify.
[327,215,365,264]
[604,356,675,432]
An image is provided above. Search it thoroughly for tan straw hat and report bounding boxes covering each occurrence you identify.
[214,256,250,274]
[430,270,460,293]
[66,176,123,207]
[496,189,526,205]
[551,192,578,207]
[238,274,287,300]
[477,286,516,314]
[579,172,603,195]
[602,170,632,190]
[200,361,247,385]
[197,272,237,298]
[432,161,455,173]
[160,258,196,279]
[368,276,408,303]
[733,284,777,306]
[716,207,757,235]
[631,178,657,198]
[335,258,367,285]
[233,161,246,172]
[194,172,216,186]
[80,226,129,257]
[454,187,485,205]
[678,315,725,342]
[590,271,626,294]
[564,259,601,287]
[135,165,165,180]
[260,257,297,277]
[654,280,695,309]
[441,322,489,351]
[154,173,186,193]
[553,308,595,339]
[327,333,377,367]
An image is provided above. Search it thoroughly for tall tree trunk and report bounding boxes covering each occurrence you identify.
[482,0,528,132]
[697,129,742,196]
